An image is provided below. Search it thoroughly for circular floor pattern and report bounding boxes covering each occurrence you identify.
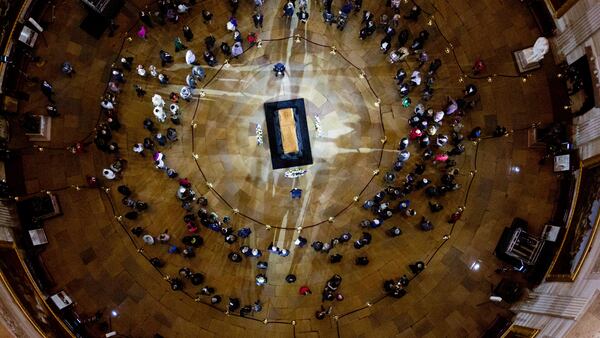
[107,34,477,326]
[21,1,560,336]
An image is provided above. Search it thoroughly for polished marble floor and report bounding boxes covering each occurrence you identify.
[12,0,560,337]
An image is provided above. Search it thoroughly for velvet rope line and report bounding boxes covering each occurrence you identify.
[17,0,527,156]
[9,2,543,334]
[4,131,517,336]
[97,143,481,331]
[188,35,387,231]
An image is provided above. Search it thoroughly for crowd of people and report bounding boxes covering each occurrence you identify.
[32,0,499,325]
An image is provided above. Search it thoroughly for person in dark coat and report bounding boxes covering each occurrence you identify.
[183,25,193,41]
[253,12,264,28]
[202,10,213,24]
[139,10,154,27]
[41,80,54,102]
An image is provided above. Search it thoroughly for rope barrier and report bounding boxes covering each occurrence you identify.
[8,1,551,335]
[188,35,387,230]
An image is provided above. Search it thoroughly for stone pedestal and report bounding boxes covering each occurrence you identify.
[514,48,543,73]
[25,115,52,142]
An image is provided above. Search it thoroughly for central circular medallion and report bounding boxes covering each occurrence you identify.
[193,40,384,227]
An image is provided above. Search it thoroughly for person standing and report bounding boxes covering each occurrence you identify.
[103,168,117,180]
[230,0,239,15]
[108,19,119,37]
[183,25,194,41]
[202,10,213,24]
[134,84,146,97]
[133,143,145,156]
[61,62,75,76]
[46,103,59,117]
[252,11,264,29]
[297,9,309,23]
[231,42,243,59]
[120,56,134,71]
[185,50,198,65]
[174,37,187,52]
[283,1,294,19]
[180,86,192,101]
[40,80,54,102]
[139,10,154,28]
[137,25,147,40]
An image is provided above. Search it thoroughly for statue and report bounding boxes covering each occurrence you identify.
[514,37,549,73]
[524,37,549,64]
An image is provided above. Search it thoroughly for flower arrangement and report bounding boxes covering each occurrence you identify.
[256,123,263,145]
[284,168,307,178]
[313,114,323,137]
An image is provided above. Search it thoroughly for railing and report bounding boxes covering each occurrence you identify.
[0,0,34,95]
[0,242,76,338]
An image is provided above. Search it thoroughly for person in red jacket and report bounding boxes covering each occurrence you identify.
[299,285,311,295]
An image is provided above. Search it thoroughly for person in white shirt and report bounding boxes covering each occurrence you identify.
[154,106,166,123]
[192,65,205,80]
[231,42,243,58]
[136,65,146,77]
[177,3,189,13]
[433,110,444,123]
[103,168,116,180]
[180,86,192,101]
[133,143,144,156]
[152,94,165,108]
[410,70,421,86]
[148,65,158,77]
[185,50,197,65]
[101,99,114,110]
